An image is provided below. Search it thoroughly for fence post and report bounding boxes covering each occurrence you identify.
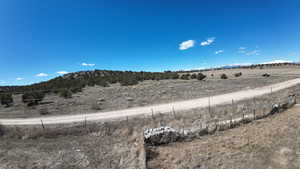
[40,119,45,130]
[151,108,154,120]
[208,96,211,115]
[172,106,176,119]
[84,116,87,129]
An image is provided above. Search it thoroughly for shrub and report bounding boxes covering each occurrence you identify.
[22,91,45,106]
[0,93,13,107]
[234,72,242,77]
[196,73,207,81]
[180,74,190,80]
[39,108,50,115]
[262,73,270,77]
[59,89,72,99]
[120,77,139,86]
[220,74,228,79]
[190,74,197,79]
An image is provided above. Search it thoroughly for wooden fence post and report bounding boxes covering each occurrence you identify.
[40,119,45,129]
[172,106,176,119]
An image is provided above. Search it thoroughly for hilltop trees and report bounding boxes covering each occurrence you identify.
[0,70,182,95]
[0,93,13,107]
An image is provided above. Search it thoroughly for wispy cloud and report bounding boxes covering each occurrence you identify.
[238,47,246,53]
[36,73,48,77]
[200,37,215,46]
[0,81,6,84]
[215,50,224,54]
[179,40,195,50]
[82,62,95,67]
[57,71,68,75]
[246,50,260,56]
[16,77,24,81]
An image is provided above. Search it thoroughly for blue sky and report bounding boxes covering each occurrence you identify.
[0,0,299,85]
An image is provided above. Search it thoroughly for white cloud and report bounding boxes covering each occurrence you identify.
[0,81,6,84]
[215,50,224,54]
[246,50,260,56]
[82,62,95,67]
[179,40,195,50]
[238,47,246,53]
[200,37,215,46]
[36,73,48,77]
[16,77,24,81]
[262,60,292,64]
[221,63,253,68]
[57,71,68,75]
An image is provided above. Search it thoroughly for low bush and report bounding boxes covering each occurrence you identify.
[0,93,13,107]
[22,91,45,106]
[262,73,270,77]
[196,73,207,81]
[234,72,242,77]
[39,108,50,115]
[190,74,197,79]
[180,74,190,80]
[220,73,228,79]
[59,89,72,99]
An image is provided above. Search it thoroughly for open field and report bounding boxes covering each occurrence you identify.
[0,77,300,125]
[0,79,300,169]
[1,66,300,118]
[1,66,300,169]
[147,104,300,169]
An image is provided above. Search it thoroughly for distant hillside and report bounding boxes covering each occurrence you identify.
[176,62,300,73]
[0,70,179,94]
[1,62,299,94]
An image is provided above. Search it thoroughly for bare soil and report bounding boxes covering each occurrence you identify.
[147,105,300,169]
[1,67,300,118]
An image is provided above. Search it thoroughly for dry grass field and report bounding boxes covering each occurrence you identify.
[1,66,300,169]
[147,105,300,169]
[1,66,300,118]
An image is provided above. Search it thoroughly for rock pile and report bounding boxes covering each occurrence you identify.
[144,126,181,146]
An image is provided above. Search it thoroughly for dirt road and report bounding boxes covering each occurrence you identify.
[1,78,300,126]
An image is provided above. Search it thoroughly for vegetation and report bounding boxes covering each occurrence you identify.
[234,72,242,77]
[22,91,45,106]
[262,73,270,77]
[180,74,190,80]
[196,73,207,81]
[190,74,197,79]
[0,70,180,95]
[59,89,72,99]
[220,74,228,79]
[0,93,13,107]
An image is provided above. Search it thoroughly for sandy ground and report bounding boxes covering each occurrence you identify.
[147,104,300,169]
